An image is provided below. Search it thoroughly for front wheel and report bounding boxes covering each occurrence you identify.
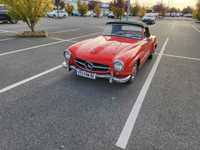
[127,62,139,83]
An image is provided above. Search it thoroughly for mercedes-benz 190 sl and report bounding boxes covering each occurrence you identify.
[63,21,158,83]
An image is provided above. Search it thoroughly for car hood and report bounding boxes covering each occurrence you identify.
[70,36,141,65]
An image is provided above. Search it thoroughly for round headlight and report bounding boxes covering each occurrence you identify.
[113,60,124,72]
[64,49,71,60]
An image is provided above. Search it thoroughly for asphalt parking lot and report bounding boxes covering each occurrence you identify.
[0,17,200,150]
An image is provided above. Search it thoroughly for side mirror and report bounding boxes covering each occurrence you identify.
[144,31,150,38]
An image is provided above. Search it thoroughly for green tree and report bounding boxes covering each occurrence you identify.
[77,0,88,16]
[139,6,146,17]
[65,3,74,16]
[193,9,197,18]
[88,1,98,11]
[109,1,114,11]
[94,4,101,17]
[111,0,125,19]
[182,6,193,14]
[152,3,166,16]
[59,1,65,10]
[196,0,200,20]
[1,0,53,32]
[130,4,140,16]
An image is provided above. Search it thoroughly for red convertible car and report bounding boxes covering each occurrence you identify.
[63,21,158,83]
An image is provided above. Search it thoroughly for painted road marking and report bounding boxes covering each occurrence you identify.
[0,30,17,33]
[0,32,99,57]
[192,24,200,33]
[0,65,62,94]
[0,40,68,57]
[48,36,78,43]
[115,38,169,149]
[0,38,15,42]
[50,28,80,34]
[160,53,200,62]
[48,36,66,41]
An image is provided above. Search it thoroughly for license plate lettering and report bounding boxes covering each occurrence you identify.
[76,70,96,80]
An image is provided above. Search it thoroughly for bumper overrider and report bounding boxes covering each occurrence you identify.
[62,61,131,83]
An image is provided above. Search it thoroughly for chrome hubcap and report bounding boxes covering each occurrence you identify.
[131,63,137,79]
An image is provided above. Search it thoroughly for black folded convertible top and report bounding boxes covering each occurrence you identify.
[106,21,148,28]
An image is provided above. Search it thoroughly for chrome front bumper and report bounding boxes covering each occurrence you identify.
[62,62,131,83]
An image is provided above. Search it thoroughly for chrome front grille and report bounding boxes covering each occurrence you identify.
[75,58,109,72]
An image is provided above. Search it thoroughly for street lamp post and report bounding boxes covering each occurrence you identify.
[126,0,130,21]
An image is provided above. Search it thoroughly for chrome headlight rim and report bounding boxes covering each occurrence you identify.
[113,60,124,72]
[64,49,71,60]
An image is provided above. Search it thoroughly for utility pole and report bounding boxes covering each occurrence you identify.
[126,0,131,21]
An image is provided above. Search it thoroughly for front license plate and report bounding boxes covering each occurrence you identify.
[76,70,96,80]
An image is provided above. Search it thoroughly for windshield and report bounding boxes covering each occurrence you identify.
[103,24,143,39]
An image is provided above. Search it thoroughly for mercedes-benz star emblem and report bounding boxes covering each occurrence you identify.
[87,62,93,70]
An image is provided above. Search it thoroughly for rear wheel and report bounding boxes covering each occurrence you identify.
[148,53,153,60]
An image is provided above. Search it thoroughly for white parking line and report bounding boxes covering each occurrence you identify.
[50,28,80,34]
[115,38,169,149]
[0,32,99,57]
[0,65,62,94]
[192,24,200,33]
[0,29,17,33]
[0,40,67,57]
[48,36,66,41]
[48,36,77,43]
[0,38,15,42]
[161,53,200,62]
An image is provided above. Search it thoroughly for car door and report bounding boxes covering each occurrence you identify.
[145,38,152,57]
[139,39,149,65]
[138,29,150,65]
[143,28,152,62]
